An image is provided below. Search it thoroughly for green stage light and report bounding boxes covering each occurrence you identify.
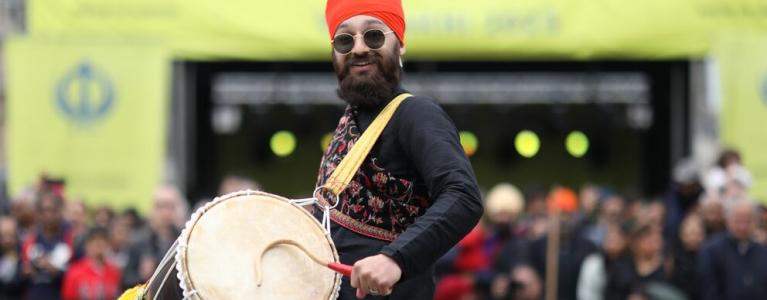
[271,130,296,157]
[459,131,479,157]
[566,131,589,158]
[320,133,334,152]
[515,130,540,158]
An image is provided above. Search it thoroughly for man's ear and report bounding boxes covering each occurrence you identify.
[400,46,407,56]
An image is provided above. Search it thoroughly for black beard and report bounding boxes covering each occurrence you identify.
[333,47,401,108]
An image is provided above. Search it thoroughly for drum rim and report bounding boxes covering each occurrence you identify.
[174,190,342,299]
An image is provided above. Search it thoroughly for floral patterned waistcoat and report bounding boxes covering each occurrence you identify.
[316,106,431,241]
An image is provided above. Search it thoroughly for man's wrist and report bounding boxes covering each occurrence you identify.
[379,247,406,278]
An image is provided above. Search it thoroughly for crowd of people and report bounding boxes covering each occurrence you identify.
[0,180,194,300]
[0,150,764,300]
[434,149,767,300]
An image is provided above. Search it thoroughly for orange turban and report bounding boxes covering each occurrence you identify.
[325,0,406,45]
[547,187,579,214]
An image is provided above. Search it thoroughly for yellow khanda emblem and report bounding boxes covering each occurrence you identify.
[55,61,116,126]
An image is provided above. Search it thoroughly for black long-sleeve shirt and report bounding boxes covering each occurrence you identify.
[697,233,767,300]
[342,87,483,279]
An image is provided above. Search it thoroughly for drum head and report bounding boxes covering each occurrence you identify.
[176,191,341,299]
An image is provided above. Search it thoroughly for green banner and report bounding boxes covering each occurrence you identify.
[714,35,767,203]
[5,38,169,213]
[26,0,767,60]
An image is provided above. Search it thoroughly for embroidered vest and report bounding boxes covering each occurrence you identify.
[316,106,431,241]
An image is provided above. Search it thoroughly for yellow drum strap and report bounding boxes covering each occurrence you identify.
[322,93,411,196]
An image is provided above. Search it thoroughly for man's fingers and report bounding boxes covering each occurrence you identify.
[376,284,394,296]
[356,276,370,299]
[360,272,372,297]
[368,280,387,296]
[382,286,393,295]
[350,266,360,288]
[353,265,371,299]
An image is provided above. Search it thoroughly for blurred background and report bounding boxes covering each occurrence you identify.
[0,0,766,299]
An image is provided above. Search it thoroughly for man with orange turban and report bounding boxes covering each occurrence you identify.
[316,0,483,299]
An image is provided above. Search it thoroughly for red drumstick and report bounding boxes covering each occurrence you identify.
[327,262,353,277]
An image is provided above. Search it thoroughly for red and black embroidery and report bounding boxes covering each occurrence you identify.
[316,106,431,241]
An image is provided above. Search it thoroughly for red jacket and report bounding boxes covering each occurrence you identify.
[61,258,121,300]
[454,226,491,272]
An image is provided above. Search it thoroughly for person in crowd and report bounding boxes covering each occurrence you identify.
[64,201,89,242]
[665,158,704,242]
[434,274,476,300]
[190,174,263,213]
[524,187,596,300]
[447,183,525,298]
[580,193,625,247]
[605,224,676,300]
[577,184,601,223]
[217,174,262,196]
[0,216,25,298]
[516,188,549,239]
[11,189,37,238]
[491,264,542,300]
[123,184,185,288]
[65,200,90,261]
[754,204,767,244]
[670,213,705,299]
[577,223,630,300]
[704,149,752,198]
[118,208,146,247]
[61,227,121,300]
[21,191,73,300]
[119,208,144,233]
[512,264,543,300]
[698,199,767,300]
[699,193,726,237]
[639,200,666,231]
[722,168,751,200]
[93,206,114,229]
[115,207,147,287]
[108,215,133,272]
[625,288,650,300]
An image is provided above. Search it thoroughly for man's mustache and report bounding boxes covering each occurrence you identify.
[343,53,383,73]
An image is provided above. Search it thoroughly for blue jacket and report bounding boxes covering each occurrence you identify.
[697,233,767,300]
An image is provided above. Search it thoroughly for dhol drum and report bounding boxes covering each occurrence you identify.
[139,190,342,300]
[123,94,412,300]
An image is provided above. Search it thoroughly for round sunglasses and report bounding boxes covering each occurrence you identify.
[332,29,394,54]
